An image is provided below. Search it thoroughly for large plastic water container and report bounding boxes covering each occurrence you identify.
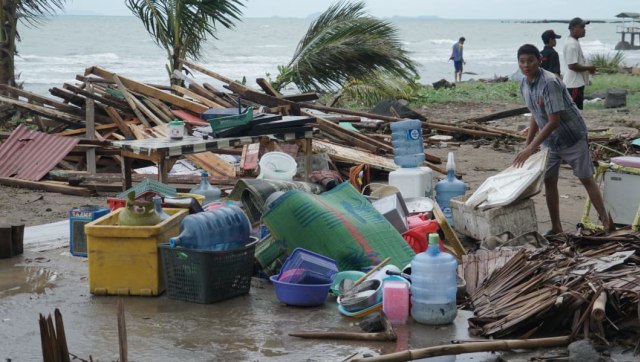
[189,171,221,206]
[410,233,458,325]
[390,119,425,168]
[169,205,250,251]
[388,167,432,199]
[435,152,466,226]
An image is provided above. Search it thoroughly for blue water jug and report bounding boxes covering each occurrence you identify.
[390,119,425,168]
[435,152,466,226]
[152,195,170,221]
[169,205,250,251]
[410,233,458,325]
[189,171,221,206]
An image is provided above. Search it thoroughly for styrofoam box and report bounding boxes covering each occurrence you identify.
[449,196,537,241]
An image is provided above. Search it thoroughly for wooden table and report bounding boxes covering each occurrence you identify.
[112,130,313,190]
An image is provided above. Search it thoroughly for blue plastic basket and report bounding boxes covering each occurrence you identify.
[278,248,338,284]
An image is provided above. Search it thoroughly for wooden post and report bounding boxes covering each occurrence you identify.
[85,83,97,175]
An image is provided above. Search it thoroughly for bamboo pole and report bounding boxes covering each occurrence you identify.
[591,290,607,321]
[350,336,571,362]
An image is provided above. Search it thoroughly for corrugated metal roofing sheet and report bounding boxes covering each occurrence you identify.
[0,124,79,181]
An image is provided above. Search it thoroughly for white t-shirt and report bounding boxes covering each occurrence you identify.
[562,36,589,88]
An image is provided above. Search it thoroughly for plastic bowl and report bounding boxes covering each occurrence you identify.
[330,270,366,296]
[270,274,332,307]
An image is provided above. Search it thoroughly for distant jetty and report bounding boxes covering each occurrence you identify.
[517,19,608,24]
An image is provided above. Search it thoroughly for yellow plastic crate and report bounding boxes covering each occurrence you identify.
[86,208,188,296]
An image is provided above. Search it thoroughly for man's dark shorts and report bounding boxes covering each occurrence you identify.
[454,60,463,72]
[568,86,585,110]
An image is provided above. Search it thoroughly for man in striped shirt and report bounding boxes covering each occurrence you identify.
[513,44,613,235]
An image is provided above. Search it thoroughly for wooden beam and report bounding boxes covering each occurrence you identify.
[0,95,85,128]
[85,66,208,113]
[112,75,151,127]
[256,78,282,97]
[171,85,223,109]
[0,177,94,196]
[180,59,235,84]
[173,70,234,107]
[282,92,319,102]
[63,82,131,111]
[104,106,135,139]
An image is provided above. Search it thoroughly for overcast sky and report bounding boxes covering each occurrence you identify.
[63,0,636,19]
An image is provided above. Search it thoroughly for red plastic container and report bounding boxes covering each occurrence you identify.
[402,217,443,253]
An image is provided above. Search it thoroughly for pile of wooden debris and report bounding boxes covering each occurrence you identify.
[465,230,640,352]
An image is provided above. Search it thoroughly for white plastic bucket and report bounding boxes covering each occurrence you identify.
[258,152,297,181]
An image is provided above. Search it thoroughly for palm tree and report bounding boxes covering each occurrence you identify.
[125,0,244,85]
[271,0,418,93]
[0,0,67,93]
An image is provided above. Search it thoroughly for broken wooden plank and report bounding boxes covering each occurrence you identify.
[112,75,151,127]
[0,95,86,128]
[86,66,208,113]
[173,69,234,108]
[457,106,529,124]
[256,78,283,97]
[63,82,131,111]
[104,106,135,139]
[171,85,224,109]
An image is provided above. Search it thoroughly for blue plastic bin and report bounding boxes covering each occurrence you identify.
[270,274,333,307]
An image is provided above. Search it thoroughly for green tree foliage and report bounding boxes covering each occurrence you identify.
[126,0,244,84]
[272,0,418,93]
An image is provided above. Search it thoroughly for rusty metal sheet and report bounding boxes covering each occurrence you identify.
[0,124,79,181]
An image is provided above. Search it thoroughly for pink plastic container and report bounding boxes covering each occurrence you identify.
[382,280,409,325]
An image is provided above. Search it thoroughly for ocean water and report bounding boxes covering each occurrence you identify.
[16,16,640,97]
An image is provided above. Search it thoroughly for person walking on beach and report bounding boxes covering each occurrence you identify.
[513,44,613,236]
[450,37,465,82]
[540,29,561,77]
[563,17,596,110]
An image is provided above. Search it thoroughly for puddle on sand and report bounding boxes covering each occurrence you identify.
[0,260,57,297]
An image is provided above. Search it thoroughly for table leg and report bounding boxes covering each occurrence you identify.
[304,137,312,182]
[122,155,133,191]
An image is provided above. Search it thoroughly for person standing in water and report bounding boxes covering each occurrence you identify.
[450,37,465,82]
[513,44,613,236]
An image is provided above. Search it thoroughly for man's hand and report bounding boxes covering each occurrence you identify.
[513,146,533,168]
[587,64,596,74]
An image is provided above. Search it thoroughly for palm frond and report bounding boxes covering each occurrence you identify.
[18,0,67,27]
[337,71,417,107]
[126,0,243,60]
[277,0,417,92]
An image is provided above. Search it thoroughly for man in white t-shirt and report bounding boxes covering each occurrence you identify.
[563,17,596,110]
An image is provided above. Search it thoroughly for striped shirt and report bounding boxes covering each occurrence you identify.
[520,68,588,151]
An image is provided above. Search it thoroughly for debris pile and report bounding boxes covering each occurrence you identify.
[466,230,640,351]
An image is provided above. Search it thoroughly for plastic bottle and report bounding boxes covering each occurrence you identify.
[189,171,221,206]
[152,195,170,221]
[390,119,425,168]
[434,152,467,226]
[169,205,250,251]
[410,233,458,325]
